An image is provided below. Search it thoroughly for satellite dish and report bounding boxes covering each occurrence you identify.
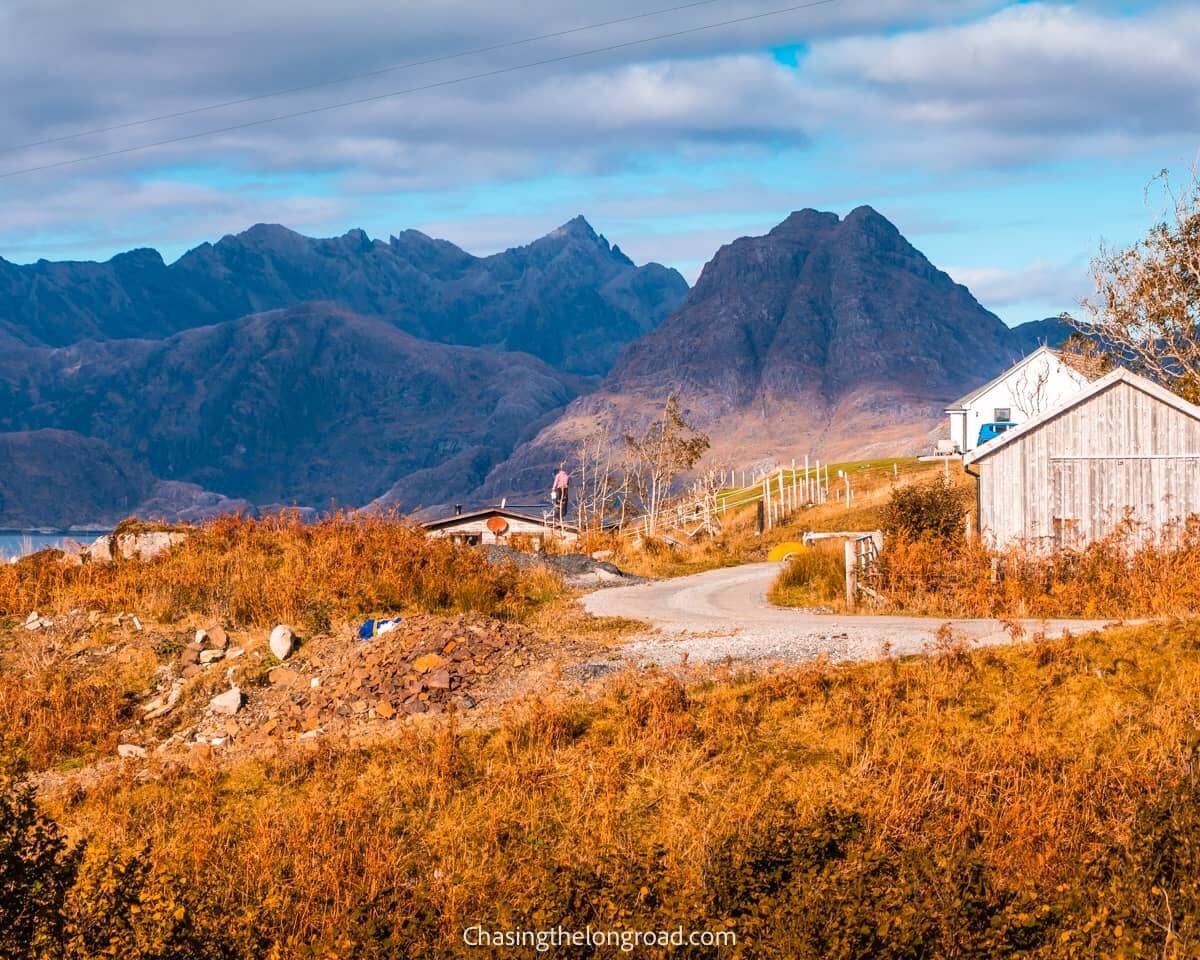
[486,516,509,535]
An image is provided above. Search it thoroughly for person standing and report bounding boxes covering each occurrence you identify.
[551,463,570,522]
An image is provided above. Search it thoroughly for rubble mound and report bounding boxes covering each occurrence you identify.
[180,613,550,748]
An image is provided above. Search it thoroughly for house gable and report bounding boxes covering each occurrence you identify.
[968,368,1200,548]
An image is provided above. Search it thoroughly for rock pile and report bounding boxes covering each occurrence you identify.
[483,545,640,589]
[178,624,245,680]
[218,613,545,744]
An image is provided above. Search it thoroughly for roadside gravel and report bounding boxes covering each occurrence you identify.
[582,562,1120,666]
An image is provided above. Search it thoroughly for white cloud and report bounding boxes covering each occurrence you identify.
[948,259,1091,311]
[799,3,1200,167]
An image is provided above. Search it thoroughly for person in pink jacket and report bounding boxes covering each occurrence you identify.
[551,463,570,521]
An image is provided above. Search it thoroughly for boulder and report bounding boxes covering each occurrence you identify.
[269,624,296,660]
[116,530,188,562]
[199,649,225,664]
[207,625,229,649]
[86,536,114,564]
[117,743,147,759]
[209,687,244,716]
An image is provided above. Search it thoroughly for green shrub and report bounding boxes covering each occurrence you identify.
[0,745,228,960]
[880,477,969,541]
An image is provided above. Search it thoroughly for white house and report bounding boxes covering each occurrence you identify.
[422,506,578,547]
[945,346,1092,454]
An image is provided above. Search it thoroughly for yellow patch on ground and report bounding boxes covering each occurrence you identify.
[767,541,806,563]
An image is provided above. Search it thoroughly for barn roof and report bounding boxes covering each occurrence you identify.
[945,345,1082,412]
[963,367,1200,465]
[422,506,578,533]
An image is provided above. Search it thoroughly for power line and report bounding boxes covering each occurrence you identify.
[1,0,736,157]
[0,0,838,181]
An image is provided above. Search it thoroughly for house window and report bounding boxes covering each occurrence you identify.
[993,407,1012,422]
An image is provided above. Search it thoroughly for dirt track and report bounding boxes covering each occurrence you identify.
[583,562,1120,666]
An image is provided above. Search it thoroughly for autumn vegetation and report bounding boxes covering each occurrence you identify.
[5,618,1200,957]
[0,512,561,631]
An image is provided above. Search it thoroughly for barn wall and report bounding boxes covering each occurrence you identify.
[979,380,1200,548]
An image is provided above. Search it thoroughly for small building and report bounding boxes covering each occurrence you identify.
[946,346,1092,453]
[422,506,578,547]
[964,367,1200,549]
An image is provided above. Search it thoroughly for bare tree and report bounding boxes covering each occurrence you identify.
[1073,169,1200,401]
[623,395,710,535]
[1010,360,1054,417]
[572,426,628,534]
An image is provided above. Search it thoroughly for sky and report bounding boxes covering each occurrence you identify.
[0,0,1197,325]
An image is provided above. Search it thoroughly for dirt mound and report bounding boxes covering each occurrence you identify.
[159,613,563,751]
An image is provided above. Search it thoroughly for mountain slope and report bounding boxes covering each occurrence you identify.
[0,304,586,522]
[480,207,1061,501]
[0,430,154,529]
[0,217,687,376]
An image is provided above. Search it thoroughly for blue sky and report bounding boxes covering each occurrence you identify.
[0,0,1196,326]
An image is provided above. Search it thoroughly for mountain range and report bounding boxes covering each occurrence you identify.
[479,207,1068,501]
[0,209,1067,527]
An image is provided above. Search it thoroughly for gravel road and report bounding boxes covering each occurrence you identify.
[582,562,1120,666]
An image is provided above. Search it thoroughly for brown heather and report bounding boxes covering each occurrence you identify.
[4,621,1200,957]
[0,513,560,629]
[871,520,1200,618]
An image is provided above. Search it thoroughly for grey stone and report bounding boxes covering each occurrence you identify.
[199,649,225,664]
[209,687,244,716]
[85,536,114,564]
[117,743,147,759]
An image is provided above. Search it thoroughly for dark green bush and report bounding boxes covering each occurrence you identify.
[880,477,970,541]
[0,746,229,960]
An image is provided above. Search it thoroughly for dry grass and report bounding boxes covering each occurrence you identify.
[0,620,161,770]
[10,619,1200,956]
[867,521,1200,618]
[613,459,956,581]
[0,513,562,629]
[767,541,844,609]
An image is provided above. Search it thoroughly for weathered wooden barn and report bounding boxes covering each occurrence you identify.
[963,368,1200,549]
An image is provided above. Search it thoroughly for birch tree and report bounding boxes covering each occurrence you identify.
[623,395,710,535]
[572,427,627,533]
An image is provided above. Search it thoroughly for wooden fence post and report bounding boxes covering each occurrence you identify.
[844,540,858,611]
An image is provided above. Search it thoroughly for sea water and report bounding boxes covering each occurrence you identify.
[0,531,111,561]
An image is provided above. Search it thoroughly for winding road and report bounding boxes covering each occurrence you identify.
[583,562,1119,666]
